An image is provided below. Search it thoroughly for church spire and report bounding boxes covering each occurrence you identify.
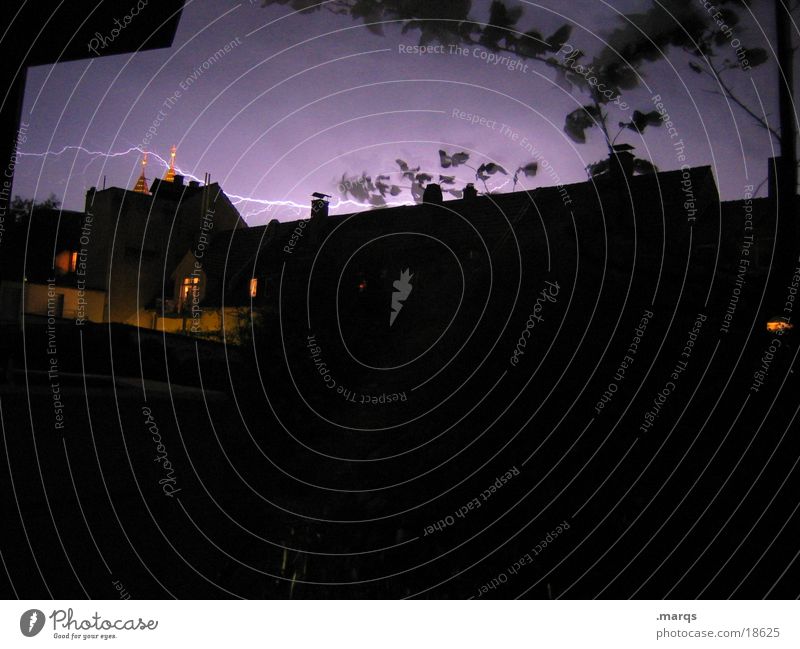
[163,145,177,182]
[133,152,150,194]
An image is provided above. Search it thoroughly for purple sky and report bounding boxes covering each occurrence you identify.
[15,0,788,224]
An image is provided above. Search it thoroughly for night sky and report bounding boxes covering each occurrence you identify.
[5,0,800,605]
[15,0,787,223]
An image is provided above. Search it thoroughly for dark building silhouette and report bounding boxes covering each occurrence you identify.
[0,155,243,332]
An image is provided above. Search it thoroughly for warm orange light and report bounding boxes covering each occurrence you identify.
[70,251,78,272]
[250,278,258,298]
[54,249,72,274]
[766,319,793,333]
[358,280,367,292]
[180,275,200,310]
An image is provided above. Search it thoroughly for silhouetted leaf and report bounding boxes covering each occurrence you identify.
[350,0,386,35]
[375,177,390,196]
[397,159,420,181]
[564,105,600,143]
[547,25,572,51]
[479,1,524,51]
[623,109,662,132]
[339,173,371,202]
[599,60,638,90]
[633,157,658,174]
[440,149,470,168]
[515,30,549,57]
[586,159,610,177]
[476,162,508,180]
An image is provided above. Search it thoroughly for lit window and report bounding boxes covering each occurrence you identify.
[180,276,200,310]
[250,278,258,298]
[54,249,76,275]
[766,318,793,333]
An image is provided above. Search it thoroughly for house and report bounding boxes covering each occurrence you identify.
[0,206,104,325]
[180,157,728,344]
[2,152,786,347]
[0,152,245,331]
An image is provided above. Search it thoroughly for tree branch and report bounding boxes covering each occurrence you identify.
[702,58,782,143]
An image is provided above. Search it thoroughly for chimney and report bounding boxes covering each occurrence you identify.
[610,150,635,179]
[309,193,331,246]
[423,183,443,204]
[463,183,478,200]
[606,143,636,182]
[311,192,330,220]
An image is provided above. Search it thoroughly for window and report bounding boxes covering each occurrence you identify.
[249,278,258,298]
[180,275,200,310]
[54,249,78,275]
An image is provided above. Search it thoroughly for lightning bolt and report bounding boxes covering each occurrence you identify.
[390,268,413,327]
[491,177,512,192]
[28,612,37,632]
[16,145,408,222]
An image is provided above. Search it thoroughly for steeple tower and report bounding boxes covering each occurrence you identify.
[133,152,151,194]
[163,145,177,182]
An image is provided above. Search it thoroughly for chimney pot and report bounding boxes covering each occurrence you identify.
[311,194,329,219]
[611,151,635,178]
[463,183,478,200]
[423,183,443,204]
